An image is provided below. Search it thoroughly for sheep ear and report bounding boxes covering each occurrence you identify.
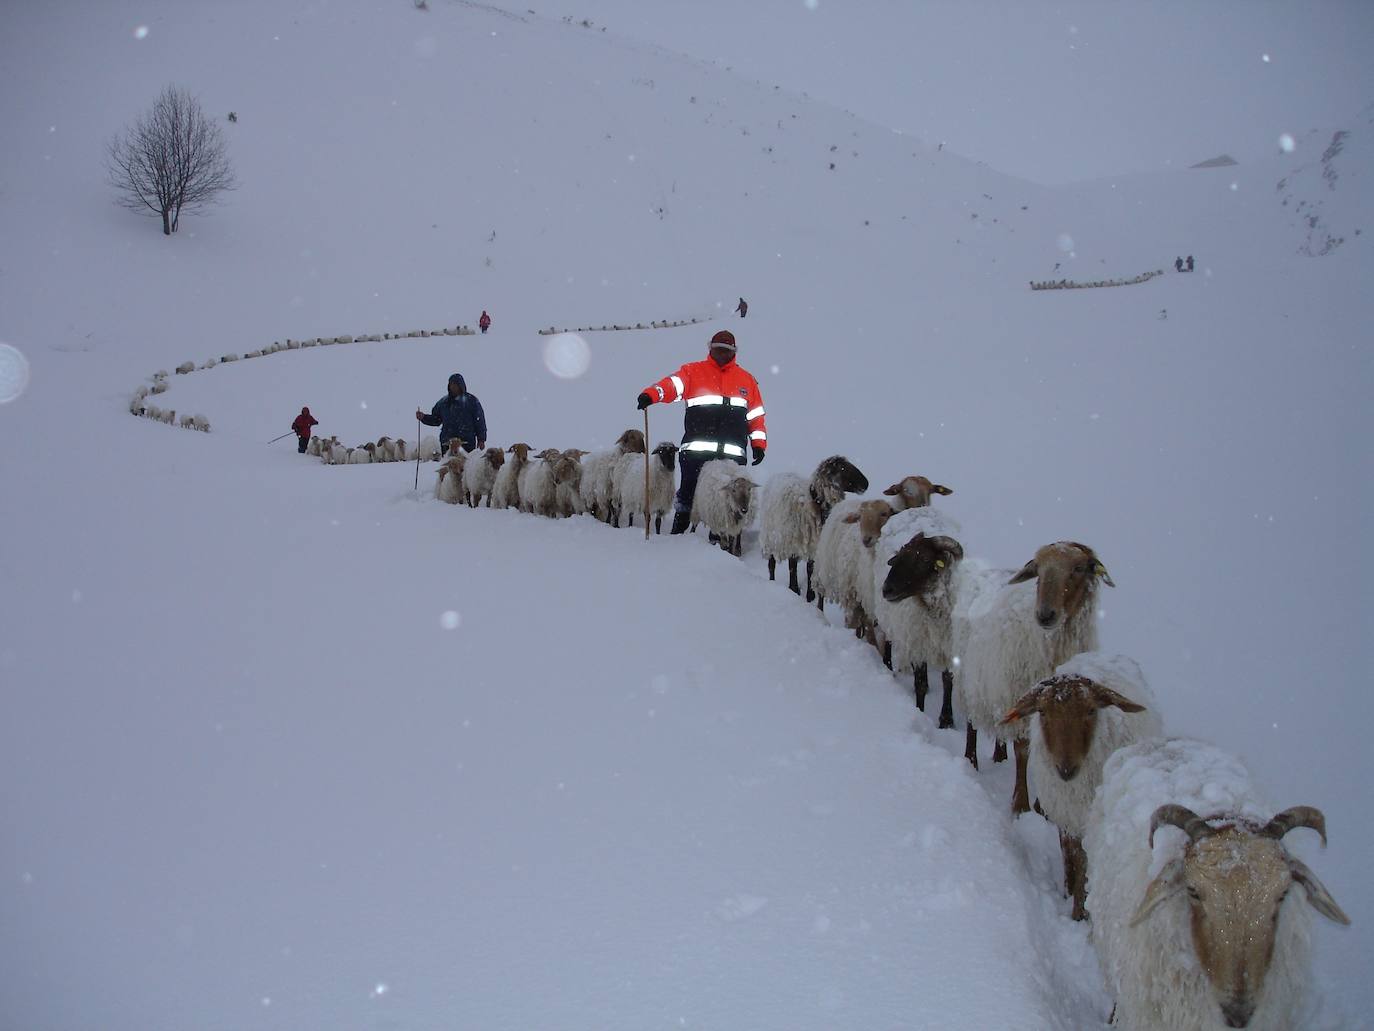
[1288,858,1352,925]
[882,483,901,496]
[1131,858,1185,927]
[932,484,953,495]
[842,512,860,524]
[1089,684,1147,714]
[1008,559,1039,584]
[1001,686,1046,725]
[1094,562,1116,587]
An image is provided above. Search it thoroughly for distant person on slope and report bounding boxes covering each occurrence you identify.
[416,373,487,458]
[735,297,748,318]
[291,406,318,454]
[636,329,766,535]
[1185,255,1194,272]
[479,310,491,334]
[1174,257,1184,273]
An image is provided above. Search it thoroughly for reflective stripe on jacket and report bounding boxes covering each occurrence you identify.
[642,356,766,455]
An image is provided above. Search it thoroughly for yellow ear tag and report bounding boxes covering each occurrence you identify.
[1094,564,1106,576]
[936,560,945,568]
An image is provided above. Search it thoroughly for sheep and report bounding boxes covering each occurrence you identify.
[307,436,324,457]
[435,453,467,504]
[143,404,162,421]
[221,353,240,362]
[1084,738,1350,1031]
[190,414,209,433]
[812,498,895,636]
[179,414,195,429]
[392,438,408,462]
[760,455,868,601]
[129,386,149,416]
[551,451,588,517]
[375,436,395,462]
[520,449,562,517]
[872,506,965,725]
[349,442,376,464]
[582,429,647,522]
[175,361,195,375]
[149,380,169,395]
[689,459,759,557]
[959,540,1114,813]
[200,358,218,369]
[882,474,953,511]
[417,435,439,461]
[324,438,349,465]
[998,652,1161,920]
[462,447,505,507]
[490,443,534,510]
[616,442,679,533]
[160,408,177,425]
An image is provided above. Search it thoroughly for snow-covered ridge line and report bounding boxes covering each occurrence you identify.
[538,317,706,335]
[1029,269,1164,290]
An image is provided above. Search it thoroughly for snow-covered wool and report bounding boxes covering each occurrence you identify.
[374,437,395,462]
[149,380,168,395]
[160,408,177,425]
[392,438,407,462]
[179,414,195,428]
[883,474,953,511]
[959,541,1113,812]
[578,450,615,520]
[760,456,868,599]
[322,438,348,465]
[688,459,758,556]
[1085,738,1350,1031]
[491,443,533,510]
[129,387,149,416]
[462,447,505,507]
[615,441,678,533]
[175,361,195,375]
[190,414,210,432]
[812,498,894,634]
[349,442,376,463]
[1000,652,1162,919]
[307,436,323,457]
[872,506,965,724]
[416,435,439,461]
[551,451,587,518]
[521,449,562,517]
[435,454,467,504]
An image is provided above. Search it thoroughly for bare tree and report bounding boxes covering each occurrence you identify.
[106,85,237,236]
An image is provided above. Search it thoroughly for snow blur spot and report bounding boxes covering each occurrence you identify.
[1279,134,1295,153]
[1055,232,1074,253]
[1262,53,1271,63]
[1068,24,1078,34]
[651,673,670,695]
[542,333,591,379]
[371,982,389,999]
[72,589,83,604]
[0,343,31,404]
[440,610,461,631]
[951,655,961,668]
[133,25,149,40]
[21,872,33,885]
[261,998,272,1008]
[769,364,780,375]
[1229,182,1239,191]
[360,400,368,409]
[804,0,819,9]
[717,894,769,922]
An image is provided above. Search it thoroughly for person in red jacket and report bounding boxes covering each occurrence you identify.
[291,406,318,454]
[479,310,491,334]
[637,329,766,534]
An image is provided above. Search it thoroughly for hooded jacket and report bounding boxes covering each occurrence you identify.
[642,354,766,459]
[291,408,318,438]
[420,374,487,450]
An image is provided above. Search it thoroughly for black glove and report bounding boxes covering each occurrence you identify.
[636,392,652,410]
[751,446,765,466]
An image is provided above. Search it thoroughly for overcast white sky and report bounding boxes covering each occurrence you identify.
[556,0,1374,184]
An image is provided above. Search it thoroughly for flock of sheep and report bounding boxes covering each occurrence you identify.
[537,316,706,335]
[1028,268,1164,291]
[416,437,1349,1030]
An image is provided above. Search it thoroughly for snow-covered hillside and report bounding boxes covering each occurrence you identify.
[1,2,1368,1029]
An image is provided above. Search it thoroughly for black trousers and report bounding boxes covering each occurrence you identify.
[675,450,746,514]
[297,435,309,453]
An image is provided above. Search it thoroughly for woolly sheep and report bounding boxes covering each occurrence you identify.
[462,447,505,507]
[551,451,587,518]
[1084,738,1349,1031]
[324,438,349,465]
[583,429,647,522]
[417,435,439,461]
[490,443,534,510]
[882,474,954,511]
[190,414,209,432]
[812,498,894,636]
[689,459,758,557]
[959,541,1114,813]
[872,506,965,725]
[149,381,169,395]
[521,449,562,517]
[349,442,376,464]
[175,361,195,375]
[615,442,679,533]
[374,436,396,462]
[435,453,467,504]
[392,438,408,462]
[307,436,324,457]
[761,456,869,600]
[180,414,195,429]
[999,652,1161,920]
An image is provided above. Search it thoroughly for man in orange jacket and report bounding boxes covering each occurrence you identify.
[637,329,766,534]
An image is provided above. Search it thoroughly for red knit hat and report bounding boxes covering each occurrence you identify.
[709,330,737,351]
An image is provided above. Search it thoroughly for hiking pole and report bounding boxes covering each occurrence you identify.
[414,416,422,492]
[267,431,294,444]
[643,408,651,541]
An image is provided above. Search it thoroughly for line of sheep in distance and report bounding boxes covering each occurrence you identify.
[417,433,1350,1030]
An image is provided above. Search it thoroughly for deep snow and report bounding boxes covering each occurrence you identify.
[0,2,1369,1029]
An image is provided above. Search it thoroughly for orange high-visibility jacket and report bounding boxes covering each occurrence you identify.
[643,355,766,459]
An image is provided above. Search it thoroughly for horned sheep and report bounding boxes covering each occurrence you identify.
[1084,737,1349,1031]
[760,456,868,600]
[689,459,758,557]
[462,447,505,508]
[959,540,1114,813]
[999,652,1161,920]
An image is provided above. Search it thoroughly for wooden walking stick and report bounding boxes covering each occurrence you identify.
[414,416,422,492]
[643,408,651,541]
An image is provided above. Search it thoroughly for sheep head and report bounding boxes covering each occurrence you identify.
[841,499,895,548]
[881,532,964,605]
[653,441,679,472]
[483,447,506,469]
[561,448,589,461]
[1134,805,1349,1028]
[723,476,757,524]
[616,428,647,454]
[882,475,953,510]
[1008,541,1114,629]
[507,443,533,462]
[814,456,869,500]
[999,674,1145,780]
[552,456,583,487]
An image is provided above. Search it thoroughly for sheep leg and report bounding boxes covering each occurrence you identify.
[992,738,1008,764]
[1011,738,1031,816]
[964,722,979,769]
[883,640,893,671]
[787,558,801,595]
[805,560,815,603]
[655,514,662,534]
[913,661,928,711]
[1061,830,1089,921]
[938,669,955,730]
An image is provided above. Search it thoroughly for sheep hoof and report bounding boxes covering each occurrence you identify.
[992,739,1008,764]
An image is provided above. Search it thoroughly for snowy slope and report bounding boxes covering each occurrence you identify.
[1,1,1369,1028]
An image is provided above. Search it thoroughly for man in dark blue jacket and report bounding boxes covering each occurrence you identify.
[415,373,487,457]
